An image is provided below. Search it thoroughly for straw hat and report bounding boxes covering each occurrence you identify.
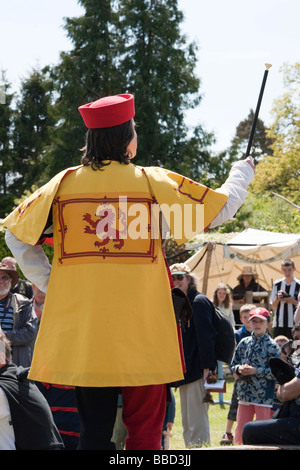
[237,265,258,281]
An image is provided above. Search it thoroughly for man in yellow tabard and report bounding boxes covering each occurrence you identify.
[4,94,255,450]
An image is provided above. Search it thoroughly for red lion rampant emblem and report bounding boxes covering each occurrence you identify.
[83,203,127,250]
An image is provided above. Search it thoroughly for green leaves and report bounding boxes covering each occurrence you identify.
[45,0,210,177]
[251,63,300,207]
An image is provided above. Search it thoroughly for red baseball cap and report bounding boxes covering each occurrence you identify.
[78,94,135,129]
[249,307,270,321]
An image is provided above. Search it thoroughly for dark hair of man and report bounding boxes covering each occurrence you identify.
[0,330,12,363]
[281,258,295,269]
[81,119,135,170]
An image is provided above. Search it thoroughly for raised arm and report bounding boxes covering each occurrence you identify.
[210,157,255,228]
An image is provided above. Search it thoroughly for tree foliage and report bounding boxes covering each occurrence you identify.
[12,70,54,195]
[42,0,126,178]
[117,0,207,175]
[0,71,15,216]
[229,109,274,164]
[40,0,214,181]
[205,109,274,190]
[1,0,218,216]
[251,63,300,205]
[216,193,300,235]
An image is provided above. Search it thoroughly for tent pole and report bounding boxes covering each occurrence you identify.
[202,242,214,295]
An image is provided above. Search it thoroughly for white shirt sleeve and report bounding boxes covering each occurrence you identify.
[269,283,278,304]
[210,159,255,229]
[5,229,51,294]
[0,388,15,450]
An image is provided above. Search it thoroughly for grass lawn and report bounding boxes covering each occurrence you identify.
[168,374,235,449]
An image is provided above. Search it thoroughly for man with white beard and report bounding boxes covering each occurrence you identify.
[0,276,11,298]
[0,263,37,367]
[1,256,33,299]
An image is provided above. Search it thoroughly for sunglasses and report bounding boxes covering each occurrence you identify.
[172,274,185,281]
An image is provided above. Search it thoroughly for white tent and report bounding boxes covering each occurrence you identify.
[185,228,300,301]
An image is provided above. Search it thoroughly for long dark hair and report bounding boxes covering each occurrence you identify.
[213,282,231,308]
[81,119,135,170]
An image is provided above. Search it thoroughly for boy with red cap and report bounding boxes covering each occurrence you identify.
[231,307,281,444]
[4,93,254,450]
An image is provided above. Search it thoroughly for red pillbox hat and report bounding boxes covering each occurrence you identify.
[78,94,135,129]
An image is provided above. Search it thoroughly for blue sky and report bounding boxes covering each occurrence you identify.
[1,0,299,152]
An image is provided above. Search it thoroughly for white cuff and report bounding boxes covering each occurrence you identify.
[5,230,51,293]
[210,159,254,228]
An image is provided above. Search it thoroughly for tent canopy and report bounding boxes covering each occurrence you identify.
[185,228,300,301]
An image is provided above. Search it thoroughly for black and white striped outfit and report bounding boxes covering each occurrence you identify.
[270,278,300,335]
[0,295,14,332]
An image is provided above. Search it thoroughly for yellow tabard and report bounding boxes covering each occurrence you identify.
[4,162,228,387]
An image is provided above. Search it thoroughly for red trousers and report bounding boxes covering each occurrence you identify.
[122,384,167,450]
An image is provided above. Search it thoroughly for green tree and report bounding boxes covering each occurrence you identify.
[42,0,214,181]
[198,111,274,190]
[12,69,54,195]
[202,150,235,188]
[118,0,212,179]
[251,62,300,204]
[217,192,300,234]
[229,109,274,164]
[0,71,15,217]
[43,0,126,179]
